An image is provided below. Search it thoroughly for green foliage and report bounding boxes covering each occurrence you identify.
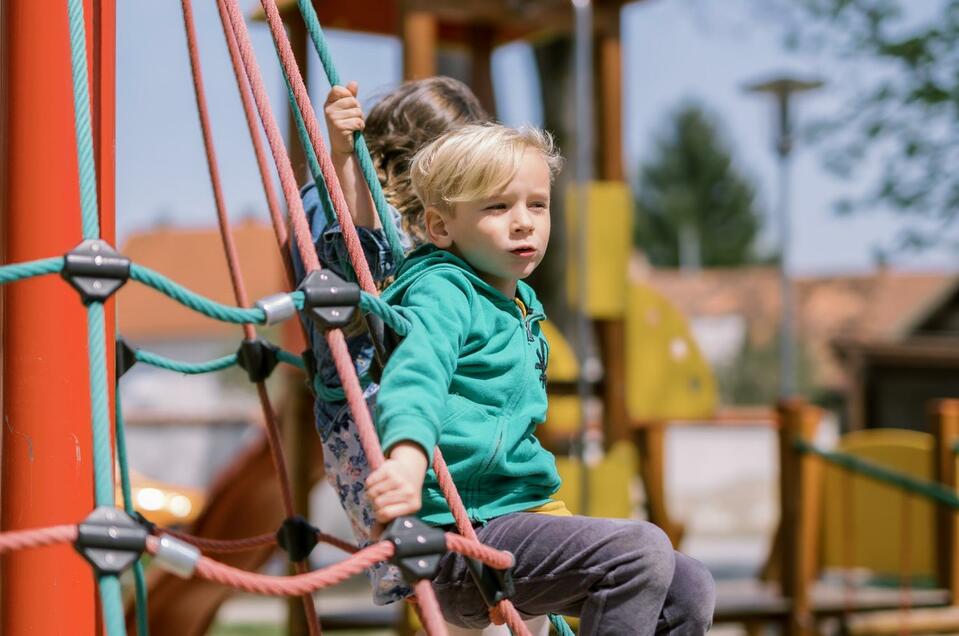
[763,0,959,254]
[717,336,816,405]
[634,103,764,267]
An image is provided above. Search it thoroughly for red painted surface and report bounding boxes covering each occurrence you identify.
[1,1,115,633]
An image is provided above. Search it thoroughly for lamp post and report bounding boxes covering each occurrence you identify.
[743,74,823,398]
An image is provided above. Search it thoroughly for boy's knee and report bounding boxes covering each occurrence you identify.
[671,554,716,631]
[608,521,676,594]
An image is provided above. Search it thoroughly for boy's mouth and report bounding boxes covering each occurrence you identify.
[510,246,537,258]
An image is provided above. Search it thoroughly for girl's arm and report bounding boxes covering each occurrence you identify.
[325,81,380,229]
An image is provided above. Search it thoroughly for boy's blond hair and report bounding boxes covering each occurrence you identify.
[410,124,562,212]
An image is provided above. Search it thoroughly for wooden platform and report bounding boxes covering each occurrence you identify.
[715,578,951,624]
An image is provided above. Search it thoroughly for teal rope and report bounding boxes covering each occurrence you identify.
[136,349,238,374]
[98,577,127,636]
[795,439,959,509]
[130,263,304,324]
[295,0,406,267]
[549,614,575,636]
[134,347,303,375]
[282,60,353,281]
[0,257,64,284]
[114,390,150,636]
[287,81,337,228]
[66,0,99,240]
[359,292,410,336]
[86,304,114,506]
[86,303,126,635]
[277,349,306,370]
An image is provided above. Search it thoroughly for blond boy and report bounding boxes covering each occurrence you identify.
[367,124,715,635]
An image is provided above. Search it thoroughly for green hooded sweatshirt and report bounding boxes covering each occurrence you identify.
[376,244,562,526]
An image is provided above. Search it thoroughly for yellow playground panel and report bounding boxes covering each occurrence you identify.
[820,428,941,580]
[565,181,632,319]
[626,282,717,422]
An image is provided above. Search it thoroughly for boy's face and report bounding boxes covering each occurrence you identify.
[429,150,552,298]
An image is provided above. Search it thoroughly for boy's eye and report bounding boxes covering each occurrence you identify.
[483,203,507,211]
[530,201,548,209]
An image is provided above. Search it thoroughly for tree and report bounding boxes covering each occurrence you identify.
[635,103,764,268]
[762,0,959,254]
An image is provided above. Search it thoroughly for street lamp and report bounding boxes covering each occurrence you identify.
[743,74,824,398]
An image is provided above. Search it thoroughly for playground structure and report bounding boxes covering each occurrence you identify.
[4,1,959,636]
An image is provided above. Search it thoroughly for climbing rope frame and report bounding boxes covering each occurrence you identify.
[0,2,553,635]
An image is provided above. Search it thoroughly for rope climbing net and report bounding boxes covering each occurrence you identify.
[0,1,575,635]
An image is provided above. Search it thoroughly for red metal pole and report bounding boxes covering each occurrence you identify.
[1,0,115,633]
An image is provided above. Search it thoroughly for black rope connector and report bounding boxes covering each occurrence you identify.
[74,506,148,576]
[298,270,360,329]
[466,555,515,607]
[383,516,448,582]
[236,338,280,383]
[62,239,130,304]
[116,337,138,379]
[276,515,319,563]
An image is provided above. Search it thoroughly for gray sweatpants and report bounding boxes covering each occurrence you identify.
[431,514,716,636]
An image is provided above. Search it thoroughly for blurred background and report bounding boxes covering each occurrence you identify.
[19,0,959,634]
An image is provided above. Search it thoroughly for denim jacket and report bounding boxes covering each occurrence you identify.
[290,182,412,604]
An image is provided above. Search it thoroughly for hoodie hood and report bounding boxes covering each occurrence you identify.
[382,244,544,317]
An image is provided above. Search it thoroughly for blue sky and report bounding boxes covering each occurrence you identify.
[116,0,954,275]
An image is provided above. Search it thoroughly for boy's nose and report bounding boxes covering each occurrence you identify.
[512,207,534,233]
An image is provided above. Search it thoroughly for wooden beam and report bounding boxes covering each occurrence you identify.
[633,423,684,547]
[595,6,623,181]
[403,10,437,80]
[778,399,822,636]
[932,398,959,605]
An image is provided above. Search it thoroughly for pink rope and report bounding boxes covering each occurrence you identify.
[213,0,294,289]
[160,527,360,557]
[182,3,321,632]
[414,580,450,636]
[0,525,77,553]
[256,0,377,295]
[444,534,513,570]
[163,528,277,554]
[149,535,395,596]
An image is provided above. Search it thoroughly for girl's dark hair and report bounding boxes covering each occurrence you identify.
[365,76,489,245]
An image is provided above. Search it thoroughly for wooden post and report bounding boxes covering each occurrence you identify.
[778,399,822,636]
[634,423,684,547]
[402,10,436,80]
[932,398,959,605]
[593,5,631,447]
[468,24,496,118]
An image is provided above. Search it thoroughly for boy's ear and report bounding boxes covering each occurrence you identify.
[425,206,453,248]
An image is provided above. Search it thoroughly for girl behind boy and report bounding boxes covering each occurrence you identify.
[291,76,488,605]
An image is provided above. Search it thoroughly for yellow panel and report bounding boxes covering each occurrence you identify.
[541,319,578,382]
[626,283,717,421]
[566,181,633,319]
[820,429,936,580]
[541,319,582,435]
[553,441,639,518]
